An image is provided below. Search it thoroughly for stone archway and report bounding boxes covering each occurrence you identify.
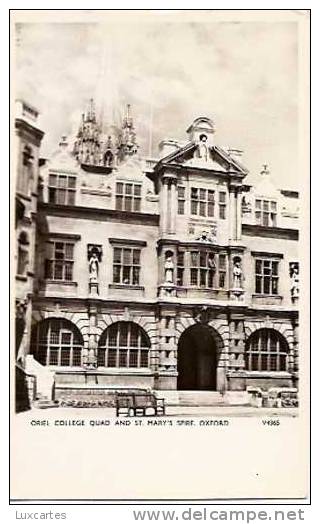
[177,324,220,391]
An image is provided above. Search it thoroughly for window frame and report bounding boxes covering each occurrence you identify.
[245,329,289,372]
[189,250,216,288]
[218,253,227,288]
[44,240,75,282]
[177,250,185,286]
[255,198,277,227]
[112,246,141,286]
[97,322,150,369]
[31,318,83,367]
[190,187,215,218]
[218,191,227,219]
[115,181,142,213]
[255,257,280,295]
[177,186,186,215]
[48,172,77,206]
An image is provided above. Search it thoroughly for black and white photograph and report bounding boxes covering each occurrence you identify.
[10,9,310,502]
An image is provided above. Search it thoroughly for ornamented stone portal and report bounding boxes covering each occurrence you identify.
[177,324,218,391]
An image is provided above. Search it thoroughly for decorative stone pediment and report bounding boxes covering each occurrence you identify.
[156,141,247,175]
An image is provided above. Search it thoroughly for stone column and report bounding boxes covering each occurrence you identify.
[169,178,177,234]
[236,189,242,240]
[160,178,169,234]
[149,341,159,373]
[229,187,237,241]
[87,305,98,368]
[157,310,178,389]
[158,316,167,372]
[227,316,246,391]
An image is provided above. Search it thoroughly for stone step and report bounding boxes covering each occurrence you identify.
[155,390,226,407]
[177,391,225,407]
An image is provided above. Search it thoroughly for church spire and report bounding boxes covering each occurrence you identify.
[72,99,138,168]
[118,103,138,161]
[72,28,139,168]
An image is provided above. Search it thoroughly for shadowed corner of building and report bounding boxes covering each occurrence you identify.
[15,362,31,413]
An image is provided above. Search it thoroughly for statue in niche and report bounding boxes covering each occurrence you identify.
[89,252,99,283]
[208,254,216,271]
[233,259,242,288]
[164,252,174,284]
[241,196,252,215]
[197,133,209,162]
[290,263,299,300]
[104,150,113,167]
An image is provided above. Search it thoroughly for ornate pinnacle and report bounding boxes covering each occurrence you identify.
[261,163,270,175]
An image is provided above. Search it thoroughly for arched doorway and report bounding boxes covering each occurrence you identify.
[177,324,219,391]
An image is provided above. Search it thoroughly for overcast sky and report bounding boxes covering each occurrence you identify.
[15,16,299,189]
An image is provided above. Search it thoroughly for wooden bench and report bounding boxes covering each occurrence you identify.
[115,393,135,417]
[115,392,165,417]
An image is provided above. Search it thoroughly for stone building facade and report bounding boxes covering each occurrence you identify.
[15,100,44,362]
[18,100,299,403]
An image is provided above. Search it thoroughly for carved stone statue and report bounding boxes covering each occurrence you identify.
[233,261,242,288]
[290,264,299,300]
[164,254,174,284]
[208,255,216,271]
[89,252,99,283]
[197,134,209,161]
[241,196,252,215]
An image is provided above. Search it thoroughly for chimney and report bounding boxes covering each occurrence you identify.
[159,139,179,157]
[59,135,69,149]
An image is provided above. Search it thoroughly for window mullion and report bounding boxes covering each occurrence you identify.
[127,323,131,368]
[106,330,109,367]
[120,248,124,284]
[57,325,61,366]
[70,330,73,367]
[116,324,120,367]
[130,249,133,285]
[46,323,50,366]
[138,329,141,368]
[258,334,261,371]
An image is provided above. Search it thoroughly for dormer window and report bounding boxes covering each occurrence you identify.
[115,182,141,212]
[48,173,76,205]
[255,199,277,227]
